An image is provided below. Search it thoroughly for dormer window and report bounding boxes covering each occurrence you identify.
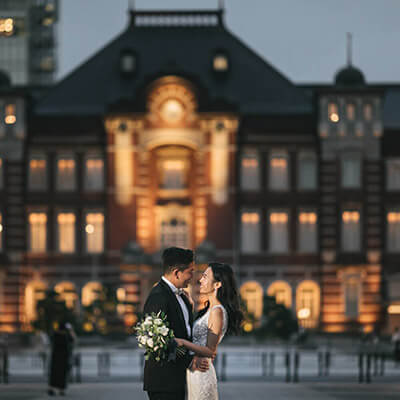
[5,104,16,125]
[328,103,339,123]
[213,52,229,72]
[120,50,136,75]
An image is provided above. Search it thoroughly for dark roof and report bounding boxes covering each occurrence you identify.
[35,10,311,116]
[0,70,11,89]
[334,65,366,87]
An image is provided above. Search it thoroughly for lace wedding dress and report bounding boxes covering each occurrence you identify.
[187,305,228,400]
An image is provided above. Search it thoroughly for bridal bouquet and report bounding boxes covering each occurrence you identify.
[135,311,186,362]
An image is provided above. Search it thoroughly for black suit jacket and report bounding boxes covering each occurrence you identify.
[143,279,194,393]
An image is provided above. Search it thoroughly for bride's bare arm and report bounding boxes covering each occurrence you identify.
[175,307,223,358]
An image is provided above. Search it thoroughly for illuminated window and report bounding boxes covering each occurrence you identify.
[386,159,400,191]
[328,102,339,123]
[240,210,261,253]
[0,213,3,251]
[347,103,355,121]
[342,210,361,252]
[28,212,47,253]
[54,282,77,310]
[296,281,320,328]
[298,211,318,253]
[5,104,16,125]
[298,151,317,190]
[269,211,289,253]
[364,103,373,121]
[28,156,47,190]
[57,212,75,253]
[240,281,263,322]
[42,17,54,27]
[25,281,47,323]
[213,54,229,72]
[40,56,55,71]
[85,213,104,253]
[269,151,289,191]
[56,156,76,191]
[241,150,260,190]
[161,159,186,189]
[0,158,3,189]
[267,281,292,309]
[84,157,104,191]
[0,18,14,36]
[387,211,400,252]
[160,218,189,249]
[344,278,361,318]
[341,154,361,188]
[82,282,103,307]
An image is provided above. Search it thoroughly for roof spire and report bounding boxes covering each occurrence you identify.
[347,32,353,66]
[128,0,135,11]
[218,0,225,10]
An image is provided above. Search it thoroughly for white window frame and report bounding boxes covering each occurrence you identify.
[297,209,318,253]
[84,154,104,192]
[56,210,76,254]
[269,150,289,191]
[28,211,47,254]
[84,210,105,254]
[240,209,261,254]
[268,210,289,253]
[55,154,77,192]
[341,209,361,252]
[28,153,47,191]
[240,149,260,191]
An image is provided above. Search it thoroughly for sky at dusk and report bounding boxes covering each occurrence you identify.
[58,0,400,84]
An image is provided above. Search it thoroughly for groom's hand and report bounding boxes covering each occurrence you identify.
[194,356,210,372]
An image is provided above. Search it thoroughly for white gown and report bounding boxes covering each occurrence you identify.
[187,305,228,400]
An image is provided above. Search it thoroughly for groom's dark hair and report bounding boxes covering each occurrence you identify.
[162,247,194,274]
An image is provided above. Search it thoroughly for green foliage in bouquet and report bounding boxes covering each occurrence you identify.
[135,311,185,362]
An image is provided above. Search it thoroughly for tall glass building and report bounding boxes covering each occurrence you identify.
[0,0,58,85]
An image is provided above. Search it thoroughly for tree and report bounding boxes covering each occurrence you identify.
[254,295,298,340]
[32,290,77,334]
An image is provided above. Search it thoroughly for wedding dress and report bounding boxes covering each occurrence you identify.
[187,304,228,400]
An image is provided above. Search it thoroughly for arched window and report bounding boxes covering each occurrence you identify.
[81,282,103,307]
[25,281,47,323]
[240,281,263,321]
[296,280,320,328]
[267,281,292,309]
[54,281,78,310]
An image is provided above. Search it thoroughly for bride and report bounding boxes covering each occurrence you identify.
[175,262,243,400]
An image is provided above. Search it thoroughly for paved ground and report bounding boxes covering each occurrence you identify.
[1,382,400,400]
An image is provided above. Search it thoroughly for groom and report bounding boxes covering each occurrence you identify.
[143,246,209,400]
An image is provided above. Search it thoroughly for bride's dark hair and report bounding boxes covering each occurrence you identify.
[196,262,243,335]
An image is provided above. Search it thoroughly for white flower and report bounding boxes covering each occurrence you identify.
[140,336,147,345]
[154,346,159,351]
[147,338,154,348]
[154,318,162,325]
[158,326,169,336]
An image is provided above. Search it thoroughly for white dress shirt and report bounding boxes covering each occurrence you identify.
[162,276,191,337]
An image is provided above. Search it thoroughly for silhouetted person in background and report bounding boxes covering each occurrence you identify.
[48,322,76,396]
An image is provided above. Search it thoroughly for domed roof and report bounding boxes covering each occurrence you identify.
[0,70,11,88]
[334,65,365,87]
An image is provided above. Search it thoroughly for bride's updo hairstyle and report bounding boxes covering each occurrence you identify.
[197,262,243,335]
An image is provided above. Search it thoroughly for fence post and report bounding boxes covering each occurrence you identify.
[75,353,81,383]
[380,353,385,376]
[325,351,331,376]
[220,353,226,382]
[285,351,291,382]
[293,352,299,383]
[373,352,378,376]
[269,353,275,377]
[358,353,364,383]
[97,353,103,377]
[366,353,371,383]
[261,353,267,377]
[318,352,323,376]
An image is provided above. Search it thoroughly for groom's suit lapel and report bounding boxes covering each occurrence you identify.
[159,279,189,340]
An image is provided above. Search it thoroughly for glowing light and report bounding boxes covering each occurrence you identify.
[0,18,14,36]
[297,308,311,319]
[342,211,360,223]
[328,103,339,123]
[29,213,47,224]
[330,113,339,123]
[0,224,3,233]
[388,305,400,315]
[241,212,260,224]
[270,213,288,224]
[160,99,184,123]
[85,224,94,234]
[243,322,253,332]
[388,212,400,223]
[213,55,228,71]
[271,158,287,168]
[242,158,258,168]
[299,212,317,224]
[83,322,93,332]
[5,104,16,124]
